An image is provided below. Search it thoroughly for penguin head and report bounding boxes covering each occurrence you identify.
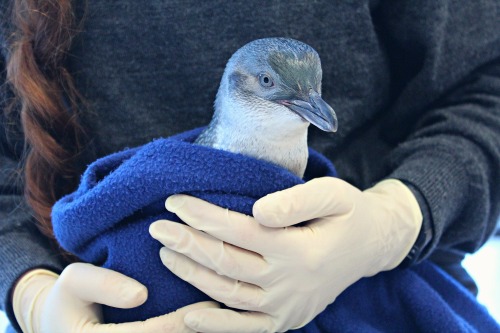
[217,37,337,133]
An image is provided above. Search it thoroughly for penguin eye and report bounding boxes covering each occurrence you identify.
[258,73,274,88]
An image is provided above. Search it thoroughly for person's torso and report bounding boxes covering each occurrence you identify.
[70,0,499,188]
[70,0,395,185]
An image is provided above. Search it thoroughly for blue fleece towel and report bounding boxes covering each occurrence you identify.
[52,128,500,332]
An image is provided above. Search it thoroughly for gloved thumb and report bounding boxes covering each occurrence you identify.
[253,177,353,227]
[57,263,148,308]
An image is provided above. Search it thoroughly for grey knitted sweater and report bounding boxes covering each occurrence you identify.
[1,0,500,330]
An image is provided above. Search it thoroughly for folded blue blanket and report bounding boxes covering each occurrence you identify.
[52,128,500,332]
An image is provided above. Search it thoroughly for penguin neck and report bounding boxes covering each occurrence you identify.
[210,94,310,178]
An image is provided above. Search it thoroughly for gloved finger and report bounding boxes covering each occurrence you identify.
[88,301,220,333]
[160,247,265,311]
[184,308,276,333]
[150,220,269,285]
[253,177,356,227]
[165,195,283,254]
[58,263,147,308]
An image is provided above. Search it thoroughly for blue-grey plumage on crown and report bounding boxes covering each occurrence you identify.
[195,38,337,178]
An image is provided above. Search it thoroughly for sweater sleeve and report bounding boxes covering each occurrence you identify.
[377,1,500,262]
[390,58,500,259]
[0,7,64,331]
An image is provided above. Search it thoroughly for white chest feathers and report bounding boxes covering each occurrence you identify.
[210,94,311,178]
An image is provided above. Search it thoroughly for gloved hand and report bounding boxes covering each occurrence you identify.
[149,177,423,333]
[12,262,219,333]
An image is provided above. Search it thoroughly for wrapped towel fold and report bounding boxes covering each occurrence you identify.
[52,128,500,332]
[52,127,336,323]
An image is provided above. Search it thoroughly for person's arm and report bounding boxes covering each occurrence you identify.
[0,27,66,332]
[376,0,500,263]
[389,58,500,263]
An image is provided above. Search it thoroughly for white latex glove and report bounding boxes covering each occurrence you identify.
[149,177,422,333]
[12,263,219,333]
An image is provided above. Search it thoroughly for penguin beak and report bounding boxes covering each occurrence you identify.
[278,89,338,132]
